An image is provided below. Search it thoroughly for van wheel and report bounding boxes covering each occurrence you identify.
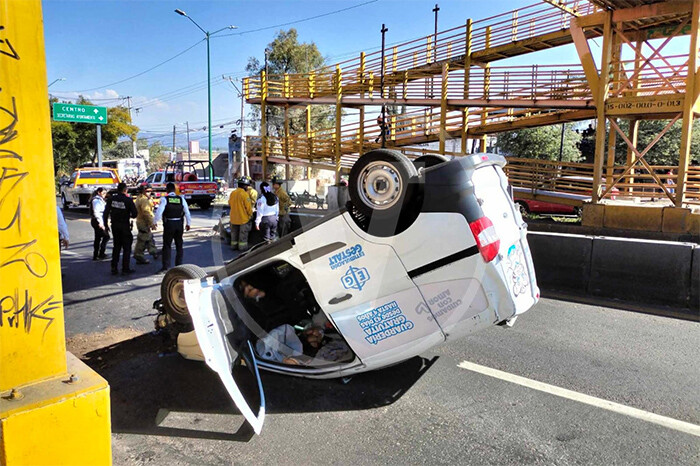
[349,149,417,220]
[61,194,70,210]
[160,264,208,324]
[413,154,449,170]
[516,201,529,217]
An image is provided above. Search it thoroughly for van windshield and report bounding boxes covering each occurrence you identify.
[78,171,116,179]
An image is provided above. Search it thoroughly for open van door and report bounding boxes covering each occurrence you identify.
[183,277,266,434]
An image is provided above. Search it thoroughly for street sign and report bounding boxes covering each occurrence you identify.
[52,102,108,124]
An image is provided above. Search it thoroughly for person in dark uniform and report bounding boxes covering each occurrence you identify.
[153,182,192,272]
[103,182,137,275]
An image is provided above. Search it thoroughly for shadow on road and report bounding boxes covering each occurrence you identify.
[79,332,437,442]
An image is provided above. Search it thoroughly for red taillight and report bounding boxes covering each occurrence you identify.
[469,216,501,262]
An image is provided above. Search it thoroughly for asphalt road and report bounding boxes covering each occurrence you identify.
[58,204,700,465]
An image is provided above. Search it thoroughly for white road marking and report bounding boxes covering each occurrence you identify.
[457,360,700,438]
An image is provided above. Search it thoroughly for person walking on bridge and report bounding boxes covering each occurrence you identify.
[134,185,158,265]
[228,177,254,251]
[153,182,191,272]
[104,182,137,275]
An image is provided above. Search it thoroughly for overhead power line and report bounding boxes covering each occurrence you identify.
[64,39,205,93]
[215,0,378,38]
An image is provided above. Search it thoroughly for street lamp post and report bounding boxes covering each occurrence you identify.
[175,9,236,180]
[48,77,66,88]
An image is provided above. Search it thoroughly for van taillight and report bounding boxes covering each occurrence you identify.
[469,216,500,262]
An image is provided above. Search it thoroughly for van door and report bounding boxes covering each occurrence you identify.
[183,277,266,434]
[470,163,539,315]
[294,214,445,368]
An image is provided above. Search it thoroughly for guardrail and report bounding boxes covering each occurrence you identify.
[243,1,598,101]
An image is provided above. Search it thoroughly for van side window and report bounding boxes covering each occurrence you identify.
[145,173,155,183]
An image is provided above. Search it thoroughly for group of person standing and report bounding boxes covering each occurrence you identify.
[89,182,191,275]
[228,177,291,251]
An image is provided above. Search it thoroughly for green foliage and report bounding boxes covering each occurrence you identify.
[50,96,139,176]
[148,141,168,171]
[496,124,582,162]
[246,29,335,142]
[612,119,700,165]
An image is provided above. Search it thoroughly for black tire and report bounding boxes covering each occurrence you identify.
[197,200,212,210]
[516,201,529,217]
[413,154,449,170]
[61,193,70,209]
[349,149,418,220]
[160,264,208,324]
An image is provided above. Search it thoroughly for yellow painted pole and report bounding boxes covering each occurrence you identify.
[335,66,342,183]
[261,70,268,180]
[625,35,643,191]
[359,51,365,86]
[676,0,700,207]
[592,12,613,203]
[359,106,365,156]
[306,105,312,160]
[480,26,491,152]
[462,18,472,153]
[0,2,111,464]
[284,105,290,180]
[606,37,623,189]
[439,63,449,153]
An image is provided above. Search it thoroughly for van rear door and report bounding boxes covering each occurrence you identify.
[470,161,539,315]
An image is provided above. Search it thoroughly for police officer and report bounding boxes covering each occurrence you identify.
[153,182,191,272]
[103,182,137,275]
[133,185,158,264]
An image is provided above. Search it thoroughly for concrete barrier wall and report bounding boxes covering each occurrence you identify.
[528,231,698,320]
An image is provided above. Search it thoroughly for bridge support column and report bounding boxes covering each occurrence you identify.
[592,12,613,203]
[0,2,112,464]
[675,0,700,207]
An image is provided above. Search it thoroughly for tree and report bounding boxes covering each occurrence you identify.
[50,96,139,176]
[147,141,169,171]
[496,124,582,162]
[613,119,700,166]
[246,28,336,177]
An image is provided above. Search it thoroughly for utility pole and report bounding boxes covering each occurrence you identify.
[558,123,566,162]
[433,4,440,60]
[125,96,138,157]
[224,75,247,178]
[380,24,388,148]
[172,124,176,156]
[186,121,191,162]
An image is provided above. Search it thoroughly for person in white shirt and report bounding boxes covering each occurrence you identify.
[90,187,109,260]
[255,181,279,242]
[153,182,192,272]
[56,205,69,249]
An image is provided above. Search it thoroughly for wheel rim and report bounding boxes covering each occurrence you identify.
[169,279,187,312]
[357,161,403,210]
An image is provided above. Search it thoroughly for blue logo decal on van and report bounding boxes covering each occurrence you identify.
[341,265,370,291]
[356,301,415,345]
[329,244,365,270]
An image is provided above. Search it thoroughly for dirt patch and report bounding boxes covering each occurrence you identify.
[67,327,144,357]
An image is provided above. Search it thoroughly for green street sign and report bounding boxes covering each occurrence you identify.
[52,102,108,124]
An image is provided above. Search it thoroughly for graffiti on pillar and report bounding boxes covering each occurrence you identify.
[0,289,59,337]
[0,32,59,339]
[0,26,20,60]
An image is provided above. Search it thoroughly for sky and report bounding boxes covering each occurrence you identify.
[41,0,690,150]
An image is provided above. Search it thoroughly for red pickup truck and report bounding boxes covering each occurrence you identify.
[141,161,217,210]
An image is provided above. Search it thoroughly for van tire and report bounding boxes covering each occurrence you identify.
[349,149,417,220]
[61,193,71,210]
[161,264,208,324]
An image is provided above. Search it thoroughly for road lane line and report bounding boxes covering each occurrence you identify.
[457,360,700,438]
